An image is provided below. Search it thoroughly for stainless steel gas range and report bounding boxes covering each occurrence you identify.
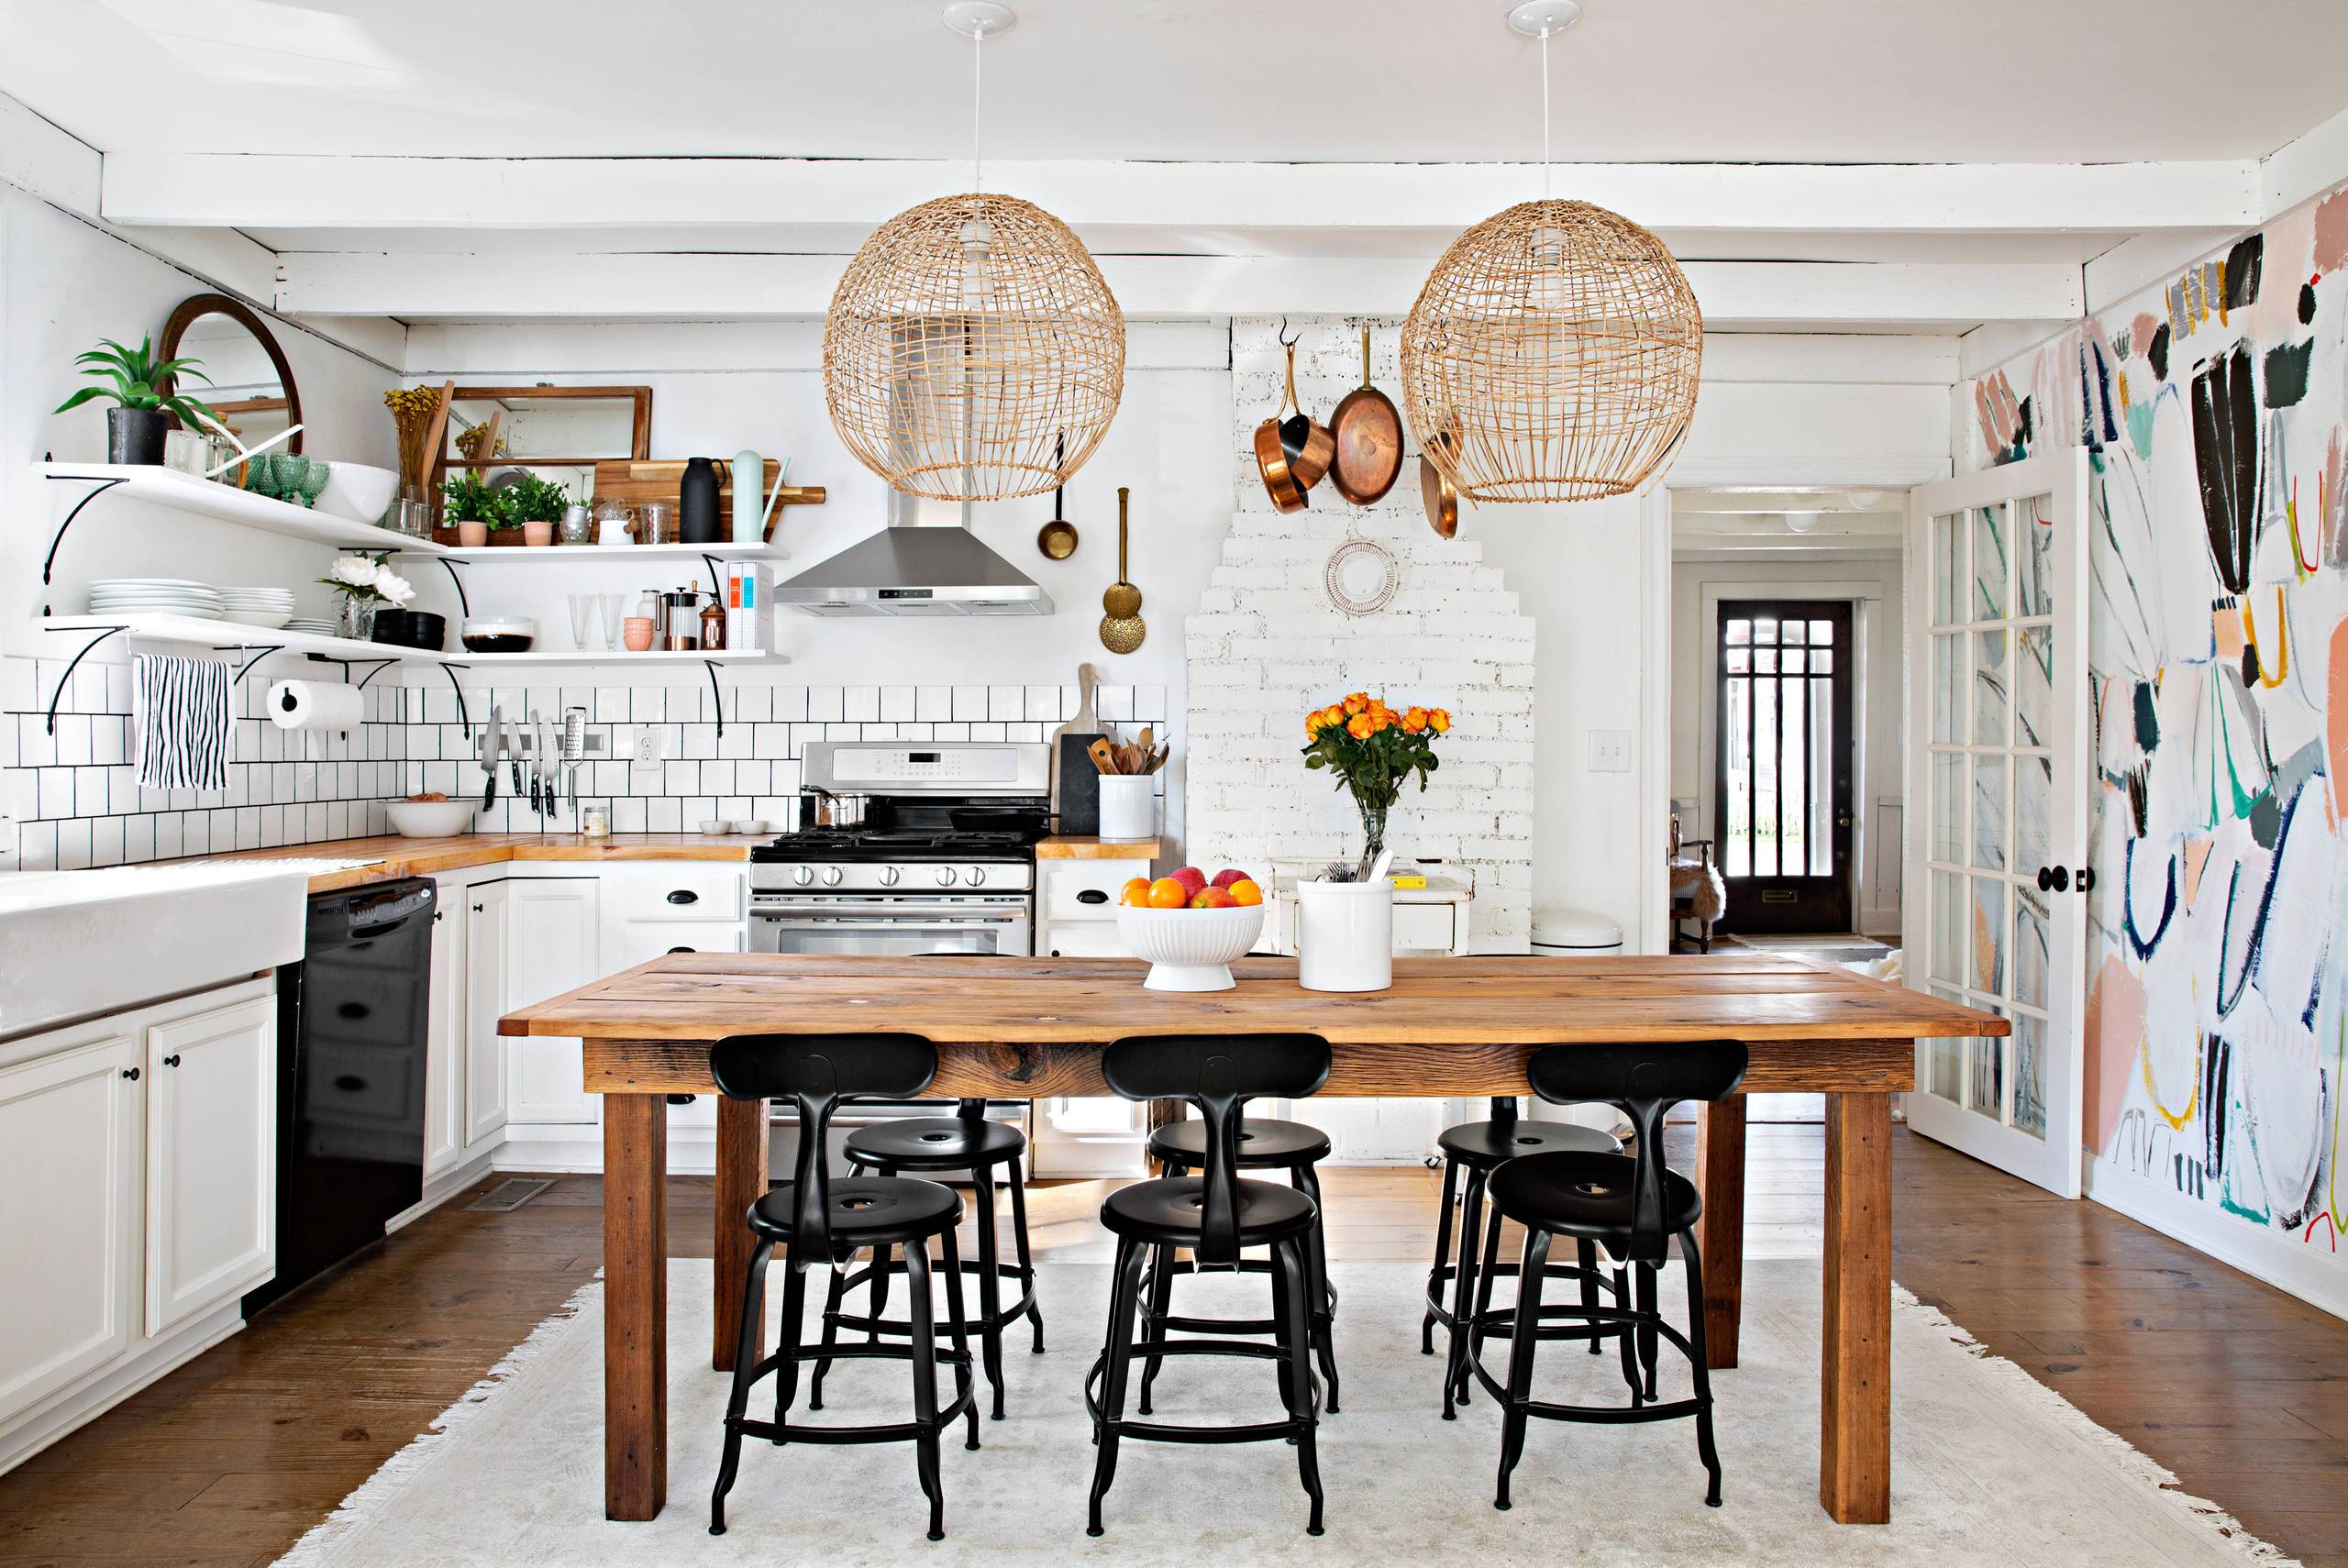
[748,740,1050,959]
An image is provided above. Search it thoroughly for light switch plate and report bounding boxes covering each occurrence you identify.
[1588,729,1632,772]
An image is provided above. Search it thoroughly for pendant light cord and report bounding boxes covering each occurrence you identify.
[1539,24,1552,200]
[971,22,985,192]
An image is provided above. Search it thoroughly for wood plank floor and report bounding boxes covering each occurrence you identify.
[4,1126,2344,1565]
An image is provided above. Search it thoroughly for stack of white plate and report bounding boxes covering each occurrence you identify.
[217,586,296,629]
[284,617,340,637]
[87,579,224,620]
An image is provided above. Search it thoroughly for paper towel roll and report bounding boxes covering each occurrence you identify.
[267,679,364,732]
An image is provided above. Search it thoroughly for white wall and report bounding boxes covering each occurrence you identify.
[1668,549,1907,936]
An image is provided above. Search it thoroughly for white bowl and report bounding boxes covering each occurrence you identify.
[699,820,729,835]
[729,819,768,834]
[314,461,402,525]
[1115,902,1266,991]
[385,800,477,838]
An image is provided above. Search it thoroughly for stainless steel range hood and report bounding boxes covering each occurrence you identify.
[775,491,1051,618]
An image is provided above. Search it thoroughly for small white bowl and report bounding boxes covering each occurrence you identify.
[1115,902,1266,991]
[314,461,401,525]
[385,800,476,837]
[699,819,729,835]
[729,819,768,834]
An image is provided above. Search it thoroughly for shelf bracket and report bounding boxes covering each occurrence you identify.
[40,624,126,735]
[439,663,473,738]
[40,474,129,611]
[432,556,471,619]
[703,658,725,737]
[221,645,285,687]
[701,552,725,597]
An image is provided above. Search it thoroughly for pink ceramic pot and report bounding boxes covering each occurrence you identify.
[455,518,490,547]
[622,616,656,652]
[522,520,555,547]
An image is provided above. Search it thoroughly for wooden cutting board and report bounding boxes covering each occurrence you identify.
[591,460,825,540]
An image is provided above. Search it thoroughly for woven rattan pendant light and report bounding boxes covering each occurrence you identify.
[1399,1,1701,504]
[824,2,1125,502]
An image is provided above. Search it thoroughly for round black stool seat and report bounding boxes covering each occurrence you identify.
[1438,1116,1619,1168]
[1488,1150,1702,1242]
[846,1115,1026,1170]
[748,1177,961,1248]
[1147,1115,1330,1168]
[1101,1176,1317,1247]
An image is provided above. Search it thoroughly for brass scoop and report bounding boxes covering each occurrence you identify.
[1098,486,1145,653]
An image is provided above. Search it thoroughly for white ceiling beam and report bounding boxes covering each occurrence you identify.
[276,250,2081,328]
[104,154,2257,237]
[2262,99,2348,222]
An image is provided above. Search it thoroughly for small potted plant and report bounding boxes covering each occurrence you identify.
[504,473,571,547]
[55,336,221,466]
[316,552,416,642]
[440,470,506,547]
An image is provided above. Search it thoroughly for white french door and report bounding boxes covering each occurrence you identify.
[1902,448,2089,1198]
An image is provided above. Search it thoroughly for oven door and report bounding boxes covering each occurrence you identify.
[749,896,1033,958]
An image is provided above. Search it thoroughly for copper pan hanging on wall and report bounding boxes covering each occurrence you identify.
[1420,425,1460,538]
[1328,326,1403,505]
[1254,334,1332,512]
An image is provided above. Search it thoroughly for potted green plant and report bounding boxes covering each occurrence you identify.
[55,336,221,466]
[504,473,571,547]
[440,470,507,547]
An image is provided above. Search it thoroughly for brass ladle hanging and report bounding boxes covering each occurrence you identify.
[1098,486,1146,653]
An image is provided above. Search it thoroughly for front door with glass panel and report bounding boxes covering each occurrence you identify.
[1715,601,1855,933]
[1904,448,2089,1198]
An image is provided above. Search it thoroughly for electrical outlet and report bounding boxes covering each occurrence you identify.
[1588,729,1632,773]
[624,724,662,769]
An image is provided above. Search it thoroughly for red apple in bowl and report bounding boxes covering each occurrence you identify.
[1211,867,1251,889]
[1191,886,1238,910]
[1170,866,1209,896]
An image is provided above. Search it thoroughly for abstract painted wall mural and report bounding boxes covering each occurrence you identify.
[1971,178,2348,1253]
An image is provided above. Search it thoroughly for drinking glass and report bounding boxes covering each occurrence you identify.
[637,501,677,545]
[568,592,603,650]
[599,592,628,647]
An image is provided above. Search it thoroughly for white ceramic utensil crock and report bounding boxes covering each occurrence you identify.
[1296,878,1394,992]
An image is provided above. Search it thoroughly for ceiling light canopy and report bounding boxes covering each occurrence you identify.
[1399,2,1702,504]
[824,2,1125,502]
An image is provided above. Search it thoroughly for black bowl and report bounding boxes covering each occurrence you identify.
[369,609,413,646]
[370,610,447,651]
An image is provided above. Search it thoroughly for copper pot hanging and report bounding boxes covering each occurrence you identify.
[1328,326,1403,505]
[1254,336,1332,512]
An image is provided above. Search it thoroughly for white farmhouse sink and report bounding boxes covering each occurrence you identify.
[0,863,308,1039]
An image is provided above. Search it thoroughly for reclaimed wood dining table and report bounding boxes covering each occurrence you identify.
[500,950,2006,1528]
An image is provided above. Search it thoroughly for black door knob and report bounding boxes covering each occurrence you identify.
[2036,866,2069,892]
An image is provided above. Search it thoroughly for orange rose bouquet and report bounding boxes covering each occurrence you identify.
[1301,693,1451,871]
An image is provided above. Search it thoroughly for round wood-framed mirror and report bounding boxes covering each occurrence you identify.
[158,293,303,454]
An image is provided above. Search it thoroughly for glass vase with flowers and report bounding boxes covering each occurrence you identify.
[1300,692,1452,877]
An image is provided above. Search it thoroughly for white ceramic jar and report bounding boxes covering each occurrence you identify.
[1097,774,1157,842]
[1296,878,1394,992]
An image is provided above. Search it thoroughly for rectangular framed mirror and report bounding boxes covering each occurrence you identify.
[432,385,652,487]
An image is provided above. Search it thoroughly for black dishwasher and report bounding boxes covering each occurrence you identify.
[246,878,437,1314]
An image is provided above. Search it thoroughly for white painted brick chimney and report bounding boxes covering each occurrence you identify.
[1183,316,1536,951]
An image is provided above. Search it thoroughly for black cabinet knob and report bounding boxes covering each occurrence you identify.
[162,1054,181,1067]
[665,889,699,905]
[121,1066,139,1081]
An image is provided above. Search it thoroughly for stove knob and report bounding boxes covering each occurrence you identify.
[964,866,987,887]
[821,866,844,887]
[935,865,958,887]
[792,865,814,887]
[879,866,902,887]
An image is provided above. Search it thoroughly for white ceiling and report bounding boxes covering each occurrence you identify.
[8,0,2347,166]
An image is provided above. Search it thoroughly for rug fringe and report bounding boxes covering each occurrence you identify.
[1892,1285,2300,1566]
[271,1276,604,1567]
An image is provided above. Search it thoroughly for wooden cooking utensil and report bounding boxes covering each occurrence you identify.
[1098,487,1146,653]
[1328,326,1404,505]
[1088,737,1120,776]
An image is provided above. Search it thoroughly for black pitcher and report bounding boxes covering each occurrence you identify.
[680,456,723,543]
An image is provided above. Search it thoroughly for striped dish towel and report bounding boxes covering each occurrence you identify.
[131,653,233,791]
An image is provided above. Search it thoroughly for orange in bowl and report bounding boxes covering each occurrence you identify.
[1227,878,1263,907]
[1146,877,1191,909]
[1119,877,1154,908]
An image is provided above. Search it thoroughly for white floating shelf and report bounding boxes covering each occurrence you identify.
[37,463,448,556]
[406,542,786,563]
[40,613,785,667]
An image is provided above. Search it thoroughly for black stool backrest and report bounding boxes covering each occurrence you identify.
[1525,1040,1747,1263]
[711,1032,937,1258]
[1102,1033,1331,1265]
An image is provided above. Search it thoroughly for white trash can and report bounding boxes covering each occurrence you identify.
[1531,907,1624,956]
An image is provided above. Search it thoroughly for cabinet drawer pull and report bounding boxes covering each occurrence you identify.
[162,1054,182,1068]
[121,1066,139,1081]
[1076,889,1109,905]
[665,889,700,905]
[472,902,484,912]
[669,945,696,955]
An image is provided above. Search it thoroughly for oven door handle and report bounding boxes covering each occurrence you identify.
[751,900,1026,923]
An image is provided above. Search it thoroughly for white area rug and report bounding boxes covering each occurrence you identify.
[276,1260,2291,1566]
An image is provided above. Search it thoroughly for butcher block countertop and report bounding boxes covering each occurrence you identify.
[1036,835,1161,859]
[173,833,754,891]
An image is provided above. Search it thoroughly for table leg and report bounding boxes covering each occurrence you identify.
[1694,1096,1747,1369]
[604,1093,668,1521]
[1820,1090,1892,1524]
[714,1095,767,1372]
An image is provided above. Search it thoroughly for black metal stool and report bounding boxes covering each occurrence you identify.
[706,1032,980,1542]
[806,1099,1044,1421]
[1139,1113,1341,1413]
[1468,1040,1749,1511]
[1085,1033,1333,1538]
[1426,1097,1624,1418]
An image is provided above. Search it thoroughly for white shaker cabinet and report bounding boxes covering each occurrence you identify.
[0,1031,141,1430]
[421,895,466,1176]
[463,882,512,1148]
[501,878,604,1125]
[143,995,276,1338]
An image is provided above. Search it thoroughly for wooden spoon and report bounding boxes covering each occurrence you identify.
[1089,737,1120,776]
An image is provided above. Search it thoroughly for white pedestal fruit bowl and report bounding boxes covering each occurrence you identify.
[1115,903,1265,991]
